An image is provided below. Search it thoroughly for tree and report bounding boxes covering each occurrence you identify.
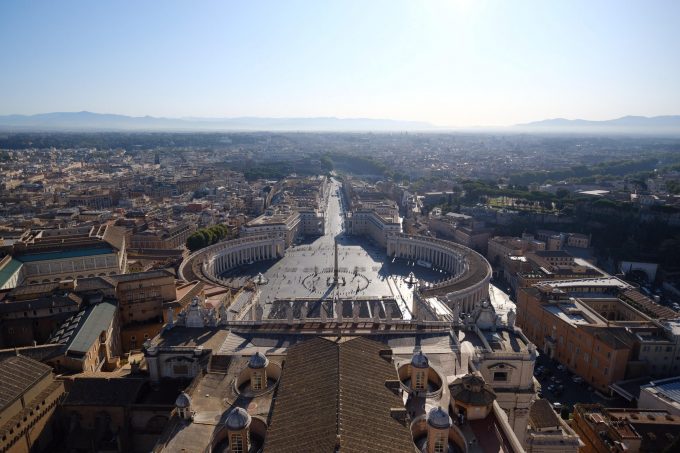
[320,155,333,171]
[186,232,207,252]
[186,224,233,252]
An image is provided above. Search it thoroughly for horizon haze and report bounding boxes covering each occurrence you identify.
[1,111,680,134]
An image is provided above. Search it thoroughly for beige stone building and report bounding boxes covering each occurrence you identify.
[241,207,301,247]
[487,235,546,267]
[130,222,196,250]
[6,225,127,287]
[140,289,579,452]
[346,209,401,247]
[517,285,637,393]
[518,280,680,390]
[0,355,64,453]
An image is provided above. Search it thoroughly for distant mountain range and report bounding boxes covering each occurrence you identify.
[0,111,678,134]
[0,111,436,132]
[515,115,680,134]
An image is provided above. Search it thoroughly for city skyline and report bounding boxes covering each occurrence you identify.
[1,0,680,127]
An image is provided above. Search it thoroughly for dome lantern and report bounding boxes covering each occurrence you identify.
[248,352,269,391]
[226,407,251,452]
[411,351,430,392]
[175,392,192,420]
[426,406,452,453]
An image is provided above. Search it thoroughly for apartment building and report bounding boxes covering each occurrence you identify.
[517,286,636,393]
[572,404,680,452]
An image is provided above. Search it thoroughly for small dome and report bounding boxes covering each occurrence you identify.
[411,351,429,369]
[175,392,191,409]
[248,351,269,369]
[427,406,452,429]
[226,407,252,430]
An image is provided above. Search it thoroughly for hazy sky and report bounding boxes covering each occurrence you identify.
[1,0,679,126]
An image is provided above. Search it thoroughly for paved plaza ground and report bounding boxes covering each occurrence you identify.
[222,178,452,320]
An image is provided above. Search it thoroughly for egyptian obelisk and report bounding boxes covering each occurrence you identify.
[333,238,339,285]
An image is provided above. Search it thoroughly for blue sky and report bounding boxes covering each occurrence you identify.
[1,0,679,126]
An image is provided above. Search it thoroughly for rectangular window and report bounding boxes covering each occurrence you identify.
[434,436,446,453]
[493,372,508,382]
[415,371,425,390]
[252,373,263,391]
[173,364,189,375]
[231,435,244,453]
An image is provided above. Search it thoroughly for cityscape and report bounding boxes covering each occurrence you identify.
[2,1,680,453]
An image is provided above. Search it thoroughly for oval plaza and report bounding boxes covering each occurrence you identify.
[180,178,491,323]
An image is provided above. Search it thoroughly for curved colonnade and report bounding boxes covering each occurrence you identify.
[178,235,285,286]
[179,232,491,315]
[386,234,492,313]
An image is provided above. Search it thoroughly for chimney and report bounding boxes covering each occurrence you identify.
[379,349,393,361]
[390,407,408,424]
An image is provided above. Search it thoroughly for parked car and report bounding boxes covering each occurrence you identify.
[557,364,566,372]
[553,402,562,411]
[572,376,584,384]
